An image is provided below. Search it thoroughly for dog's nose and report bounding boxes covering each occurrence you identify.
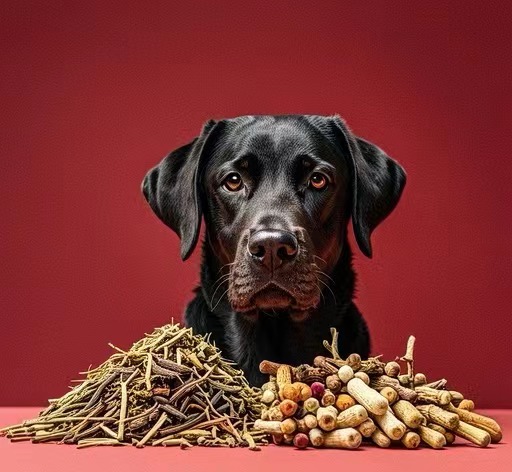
[248,229,298,271]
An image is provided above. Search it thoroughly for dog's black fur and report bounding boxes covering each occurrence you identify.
[142,115,406,386]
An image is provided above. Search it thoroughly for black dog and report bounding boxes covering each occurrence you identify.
[142,115,406,386]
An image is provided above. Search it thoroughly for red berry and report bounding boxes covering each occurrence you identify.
[310,382,325,399]
[293,433,309,449]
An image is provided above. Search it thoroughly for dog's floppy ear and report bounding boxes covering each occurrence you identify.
[142,119,223,260]
[330,116,406,258]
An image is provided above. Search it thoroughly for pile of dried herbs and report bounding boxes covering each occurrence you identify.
[0,323,265,449]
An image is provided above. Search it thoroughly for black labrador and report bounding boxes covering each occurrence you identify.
[142,115,406,386]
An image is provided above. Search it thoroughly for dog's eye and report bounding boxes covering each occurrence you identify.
[222,172,243,192]
[309,172,328,190]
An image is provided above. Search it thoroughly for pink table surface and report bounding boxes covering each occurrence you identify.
[1,408,510,472]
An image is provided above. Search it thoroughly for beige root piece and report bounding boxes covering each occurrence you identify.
[354,371,370,385]
[254,420,282,435]
[384,361,401,377]
[276,365,293,389]
[326,375,342,393]
[303,397,320,414]
[428,423,447,435]
[418,425,446,449]
[417,404,459,430]
[449,391,464,406]
[447,404,502,443]
[445,431,455,444]
[322,428,362,449]
[458,398,475,411]
[371,408,406,440]
[428,423,455,445]
[380,387,398,405]
[357,418,376,438]
[448,420,491,447]
[371,376,418,402]
[303,414,318,430]
[321,390,336,407]
[413,373,427,386]
[309,428,324,447]
[347,378,388,415]
[392,400,424,429]
[280,418,297,435]
[415,386,452,406]
[336,405,368,428]
[458,399,475,411]
[371,427,391,448]
[401,431,421,449]
[295,418,310,434]
[316,407,337,431]
[267,406,284,422]
[261,390,276,405]
[337,365,354,383]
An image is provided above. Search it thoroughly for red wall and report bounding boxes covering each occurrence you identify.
[1,1,511,407]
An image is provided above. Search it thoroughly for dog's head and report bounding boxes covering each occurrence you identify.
[142,115,406,320]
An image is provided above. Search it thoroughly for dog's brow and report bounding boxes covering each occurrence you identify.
[304,155,337,174]
[213,155,256,179]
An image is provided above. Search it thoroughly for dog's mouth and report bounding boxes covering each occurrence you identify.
[251,283,294,310]
[233,282,316,322]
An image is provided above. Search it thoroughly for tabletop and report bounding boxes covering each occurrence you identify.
[1,408,510,472]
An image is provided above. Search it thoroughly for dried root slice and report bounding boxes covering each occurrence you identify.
[316,407,337,432]
[379,387,398,405]
[446,404,502,443]
[356,418,376,438]
[254,420,282,435]
[336,405,368,428]
[458,399,475,411]
[371,427,391,448]
[415,386,451,406]
[418,425,446,449]
[450,420,491,448]
[371,376,418,403]
[347,378,388,415]
[416,404,459,430]
[371,408,406,440]
[401,431,421,449]
[392,400,424,429]
[308,428,324,447]
[428,423,455,445]
[322,428,362,449]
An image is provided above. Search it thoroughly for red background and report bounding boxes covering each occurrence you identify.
[1,1,511,407]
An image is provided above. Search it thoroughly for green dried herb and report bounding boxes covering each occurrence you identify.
[1,323,264,449]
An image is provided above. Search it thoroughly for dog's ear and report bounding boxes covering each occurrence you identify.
[330,116,406,258]
[142,119,223,260]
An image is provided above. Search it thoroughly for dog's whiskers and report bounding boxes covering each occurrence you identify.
[209,275,230,310]
[211,287,230,312]
[314,282,326,306]
[313,254,327,266]
[315,269,335,284]
[214,261,236,277]
[316,276,337,304]
[211,273,230,292]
